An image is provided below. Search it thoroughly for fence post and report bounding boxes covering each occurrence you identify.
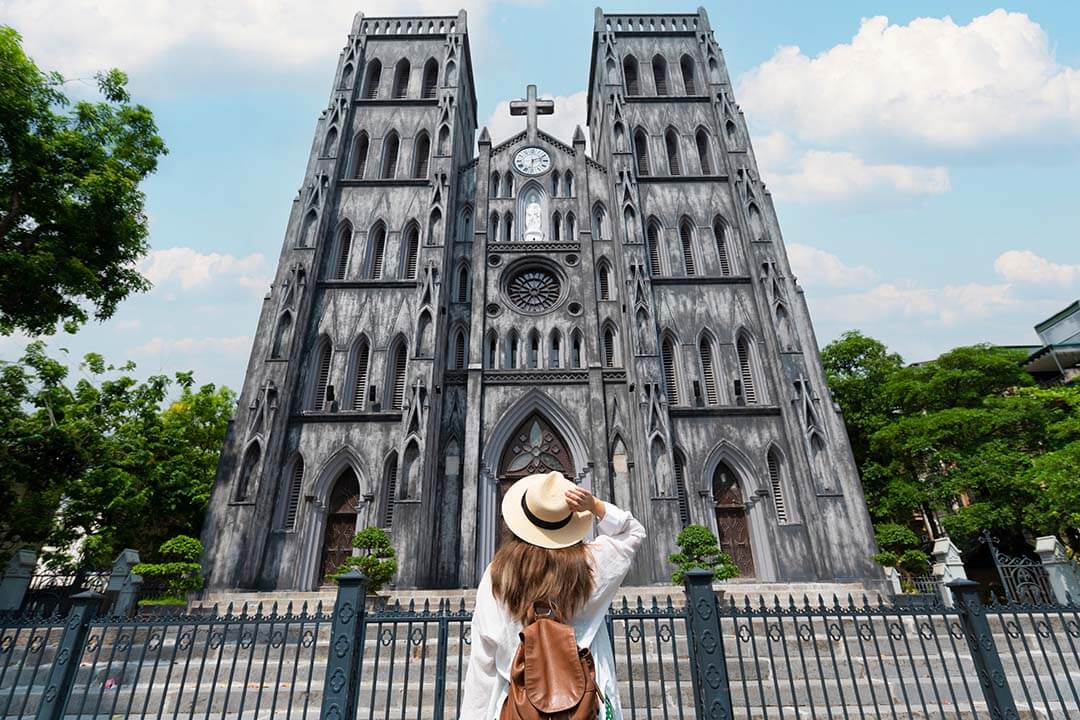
[106,548,142,617]
[0,548,37,611]
[947,579,1019,718]
[684,568,734,720]
[1035,536,1080,604]
[36,590,103,720]
[320,570,368,720]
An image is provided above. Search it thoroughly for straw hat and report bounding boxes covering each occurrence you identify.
[501,471,593,549]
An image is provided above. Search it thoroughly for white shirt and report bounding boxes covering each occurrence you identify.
[460,503,647,720]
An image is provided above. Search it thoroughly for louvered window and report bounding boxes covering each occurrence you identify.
[352,341,369,410]
[714,220,732,276]
[634,130,649,174]
[696,130,712,174]
[737,336,757,404]
[421,59,438,98]
[389,343,407,410]
[333,230,351,280]
[653,56,668,95]
[313,342,332,410]
[486,334,497,368]
[454,331,466,369]
[457,267,468,303]
[674,453,690,526]
[352,133,369,178]
[661,338,679,404]
[603,328,616,368]
[284,457,304,530]
[681,55,697,94]
[392,59,410,98]
[402,226,419,279]
[665,130,681,175]
[679,221,695,275]
[769,452,788,523]
[527,332,539,369]
[413,134,430,178]
[364,61,381,99]
[381,134,399,179]
[699,339,718,405]
[623,56,640,94]
[571,333,582,368]
[647,223,661,276]
[369,227,386,278]
[550,333,561,368]
[598,265,610,300]
[382,457,397,527]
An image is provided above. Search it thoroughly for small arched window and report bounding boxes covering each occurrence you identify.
[507,331,520,369]
[381,452,398,527]
[368,223,387,278]
[699,335,718,405]
[597,261,612,300]
[551,212,561,242]
[333,224,352,280]
[490,171,500,199]
[736,334,758,404]
[485,331,498,368]
[312,338,333,411]
[564,171,574,197]
[768,449,789,523]
[388,338,408,411]
[412,132,430,178]
[437,125,450,155]
[416,311,432,357]
[236,442,261,501]
[679,219,696,276]
[322,126,338,157]
[457,265,469,303]
[299,209,317,247]
[646,219,662,276]
[400,440,420,500]
[665,128,681,175]
[271,312,292,359]
[351,337,370,411]
[549,330,562,368]
[652,55,668,95]
[565,212,576,240]
[571,330,584,368]
[602,325,618,368]
[680,55,697,94]
[421,58,439,98]
[748,203,766,241]
[673,449,690,526]
[401,223,419,279]
[623,206,639,244]
[503,212,513,243]
[381,132,399,179]
[593,204,607,239]
[363,59,382,99]
[633,128,649,175]
[427,208,441,246]
[282,455,304,530]
[725,118,739,149]
[623,55,641,94]
[551,170,561,196]
[527,330,540,369]
[444,60,457,86]
[453,328,466,369]
[713,216,732,275]
[695,128,713,175]
[392,58,410,98]
[504,172,514,197]
[661,335,680,404]
[489,212,499,243]
[351,132,369,178]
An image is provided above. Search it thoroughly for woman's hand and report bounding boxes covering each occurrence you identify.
[565,486,606,519]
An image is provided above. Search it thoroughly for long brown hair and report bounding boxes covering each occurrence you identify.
[490,536,594,624]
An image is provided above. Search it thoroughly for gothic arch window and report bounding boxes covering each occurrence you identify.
[652,55,669,95]
[485,331,498,368]
[452,327,467,369]
[551,170,561,196]
[767,448,790,524]
[736,333,758,405]
[597,259,613,300]
[489,212,499,243]
[633,128,649,174]
[713,215,732,275]
[695,128,713,175]
[401,222,420,279]
[698,333,719,405]
[725,118,739,149]
[571,328,584,368]
[504,172,514,198]
[613,122,625,152]
[351,131,369,178]
[444,60,457,86]
[665,128,682,175]
[503,212,514,243]
[678,218,696,275]
[412,132,430,178]
[323,126,339,157]
[507,330,520,369]
[623,206,639,244]
[437,125,450,155]
[592,203,608,240]
[708,57,720,83]
[623,55,640,94]
[350,336,370,410]
[282,454,304,530]
[236,441,261,501]
[332,222,352,280]
[271,311,292,359]
[661,333,681,404]
[650,436,672,496]
[427,208,441,246]
[490,171,500,199]
[602,323,619,368]
[387,336,408,411]
[299,209,317,247]
[646,218,663,276]
[381,451,398,527]
[680,54,697,94]
[380,132,400,179]
[551,211,561,242]
[312,337,333,411]
[400,440,421,500]
[673,448,691,526]
[367,222,387,278]
[527,329,540,369]
[548,329,562,368]
[565,212,576,240]
[363,59,382,99]
[456,264,469,303]
[748,203,766,241]
[415,310,432,357]
[459,207,473,243]
[421,58,439,98]
[392,58,410,98]
[564,171,574,197]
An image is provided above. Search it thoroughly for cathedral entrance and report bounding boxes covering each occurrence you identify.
[318,468,360,584]
[495,413,576,549]
[712,461,755,577]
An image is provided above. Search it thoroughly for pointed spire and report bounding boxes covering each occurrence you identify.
[478,126,491,145]
[573,125,586,145]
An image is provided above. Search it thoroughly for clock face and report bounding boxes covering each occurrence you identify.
[513,147,552,175]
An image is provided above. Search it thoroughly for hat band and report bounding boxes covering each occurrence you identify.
[521,492,574,531]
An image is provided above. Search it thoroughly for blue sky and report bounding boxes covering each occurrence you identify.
[2,0,1078,391]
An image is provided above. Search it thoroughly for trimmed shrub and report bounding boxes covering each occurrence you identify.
[668,524,739,585]
[133,535,204,602]
[330,526,398,593]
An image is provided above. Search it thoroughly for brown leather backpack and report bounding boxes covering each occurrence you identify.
[499,604,602,720]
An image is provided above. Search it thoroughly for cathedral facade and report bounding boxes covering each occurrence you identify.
[201,8,881,590]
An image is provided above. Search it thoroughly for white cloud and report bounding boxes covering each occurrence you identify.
[813,281,1018,327]
[138,247,269,292]
[132,336,251,357]
[738,10,1080,150]
[483,90,588,149]
[993,250,1080,287]
[787,244,877,289]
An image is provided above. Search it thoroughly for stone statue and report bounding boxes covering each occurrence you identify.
[524,192,543,242]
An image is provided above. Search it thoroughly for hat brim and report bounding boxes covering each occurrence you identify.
[501,474,593,549]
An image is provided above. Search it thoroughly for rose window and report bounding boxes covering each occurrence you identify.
[506,267,561,314]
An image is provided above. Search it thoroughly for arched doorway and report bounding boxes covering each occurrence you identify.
[712,461,755,577]
[319,468,360,583]
[495,413,576,549]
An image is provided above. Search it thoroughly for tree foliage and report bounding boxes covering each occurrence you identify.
[0,342,234,568]
[668,524,739,584]
[132,535,205,602]
[0,26,167,335]
[823,331,1080,554]
[332,527,398,593]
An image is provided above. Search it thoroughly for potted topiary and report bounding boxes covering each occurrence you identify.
[132,535,205,615]
[330,526,397,609]
[668,525,739,599]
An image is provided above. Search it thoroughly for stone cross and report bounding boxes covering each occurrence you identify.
[510,84,554,141]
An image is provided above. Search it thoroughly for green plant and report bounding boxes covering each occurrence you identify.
[330,526,398,593]
[668,524,739,584]
[133,534,204,602]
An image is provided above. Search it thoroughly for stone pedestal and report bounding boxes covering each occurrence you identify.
[0,549,37,610]
[1035,536,1080,604]
[106,549,143,617]
[932,536,967,607]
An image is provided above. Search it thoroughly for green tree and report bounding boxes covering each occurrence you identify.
[668,524,739,584]
[132,535,204,604]
[0,342,234,568]
[332,527,398,593]
[0,26,167,335]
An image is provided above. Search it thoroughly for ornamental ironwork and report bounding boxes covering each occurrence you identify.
[505,266,561,313]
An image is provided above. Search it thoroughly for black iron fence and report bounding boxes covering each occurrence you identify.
[2,570,1080,718]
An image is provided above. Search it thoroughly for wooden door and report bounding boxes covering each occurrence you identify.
[318,468,359,583]
[713,463,755,577]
